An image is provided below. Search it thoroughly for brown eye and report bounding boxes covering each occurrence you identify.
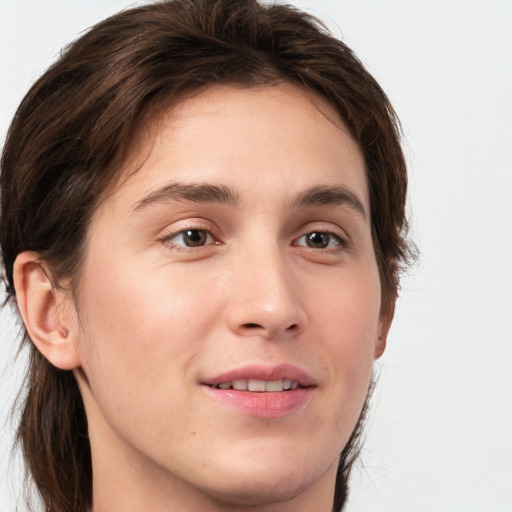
[183,229,207,246]
[296,231,343,249]
[169,229,212,247]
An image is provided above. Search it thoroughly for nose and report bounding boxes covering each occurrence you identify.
[226,244,308,340]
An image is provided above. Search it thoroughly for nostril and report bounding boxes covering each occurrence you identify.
[242,322,299,332]
[243,323,263,329]
[237,320,303,338]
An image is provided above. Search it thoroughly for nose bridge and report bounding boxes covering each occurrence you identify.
[227,236,307,338]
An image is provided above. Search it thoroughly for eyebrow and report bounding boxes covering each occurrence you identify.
[132,182,239,211]
[293,185,367,219]
[132,182,366,219]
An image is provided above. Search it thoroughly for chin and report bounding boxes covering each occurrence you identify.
[198,452,336,508]
[205,476,312,508]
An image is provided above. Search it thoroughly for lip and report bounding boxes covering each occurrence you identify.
[201,363,316,388]
[201,364,316,418]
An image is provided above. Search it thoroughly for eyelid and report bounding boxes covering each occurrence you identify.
[293,222,350,246]
[158,220,221,249]
[293,231,346,249]
[168,229,216,247]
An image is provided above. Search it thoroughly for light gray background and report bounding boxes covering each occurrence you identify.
[1,1,511,511]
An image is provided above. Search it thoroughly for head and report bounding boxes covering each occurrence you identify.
[0,1,411,511]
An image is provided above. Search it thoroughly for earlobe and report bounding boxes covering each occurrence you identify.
[375,303,395,359]
[374,334,387,359]
[13,251,81,370]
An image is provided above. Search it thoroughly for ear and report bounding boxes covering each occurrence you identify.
[374,302,395,359]
[13,251,81,370]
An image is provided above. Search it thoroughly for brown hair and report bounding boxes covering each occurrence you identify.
[0,0,412,510]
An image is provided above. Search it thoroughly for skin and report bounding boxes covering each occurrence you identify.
[14,83,389,512]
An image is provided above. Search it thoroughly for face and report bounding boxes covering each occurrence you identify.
[71,83,386,509]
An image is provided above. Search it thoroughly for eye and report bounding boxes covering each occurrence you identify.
[295,231,344,249]
[166,229,215,248]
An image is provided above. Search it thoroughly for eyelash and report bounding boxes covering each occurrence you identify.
[293,231,348,251]
[160,226,349,253]
[161,227,218,251]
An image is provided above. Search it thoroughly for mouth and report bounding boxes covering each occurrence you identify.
[201,363,315,390]
[201,364,316,418]
[208,379,305,392]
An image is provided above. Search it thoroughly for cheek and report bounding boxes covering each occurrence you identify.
[309,262,381,337]
[306,266,381,392]
[73,266,222,452]
[75,257,222,396]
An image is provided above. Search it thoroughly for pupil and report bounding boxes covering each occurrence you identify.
[308,232,328,248]
[185,230,206,246]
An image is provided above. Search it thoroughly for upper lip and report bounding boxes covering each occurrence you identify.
[201,363,316,387]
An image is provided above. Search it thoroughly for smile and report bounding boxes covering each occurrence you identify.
[212,379,301,392]
[202,364,316,418]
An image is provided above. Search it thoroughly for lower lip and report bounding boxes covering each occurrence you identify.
[203,386,314,418]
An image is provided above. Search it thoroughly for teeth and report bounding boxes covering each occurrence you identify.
[232,380,248,391]
[248,379,266,392]
[215,379,301,392]
[265,380,284,392]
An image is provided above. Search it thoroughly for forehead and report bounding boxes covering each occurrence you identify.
[104,83,368,213]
